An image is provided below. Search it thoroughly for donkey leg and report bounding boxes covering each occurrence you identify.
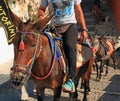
[111,54,117,70]
[69,89,78,101]
[93,63,96,71]
[113,58,117,70]
[95,62,99,81]
[99,62,103,80]
[69,81,79,101]
[83,81,88,101]
[80,76,84,89]
[105,60,109,75]
[53,85,62,101]
[86,80,91,95]
[36,86,45,101]
[99,61,104,81]
[83,72,91,101]
[80,76,91,94]
[84,76,92,100]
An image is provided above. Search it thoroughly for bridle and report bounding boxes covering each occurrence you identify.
[11,31,42,87]
[11,30,60,87]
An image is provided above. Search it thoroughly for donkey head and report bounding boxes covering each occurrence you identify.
[89,34,100,54]
[9,5,54,89]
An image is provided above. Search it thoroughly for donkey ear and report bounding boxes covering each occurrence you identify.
[8,5,23,27]
[35,12,54,30]
[99,34,105,40]
[89,34,94,40]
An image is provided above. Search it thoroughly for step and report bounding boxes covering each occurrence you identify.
[84,12,92,16]
[88,27,95,32]
[86,16,94,21]
[87,24,95,28]
[88,31,96,35]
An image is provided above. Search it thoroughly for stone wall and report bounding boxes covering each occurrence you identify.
[8,0,40,22]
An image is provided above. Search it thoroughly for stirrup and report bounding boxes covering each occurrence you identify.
[62,79,75,93]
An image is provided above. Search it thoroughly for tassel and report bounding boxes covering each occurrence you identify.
[91,47,95,52]
[19,41,25,50]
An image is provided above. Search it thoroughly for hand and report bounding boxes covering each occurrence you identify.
[79,31,88,42]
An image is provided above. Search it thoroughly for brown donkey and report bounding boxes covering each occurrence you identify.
[6,2,94,101]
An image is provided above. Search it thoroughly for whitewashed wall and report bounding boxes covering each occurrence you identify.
[0,28,14,65]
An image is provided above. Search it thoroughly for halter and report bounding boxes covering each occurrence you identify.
[11,32,42,81]
[95,40,106,58]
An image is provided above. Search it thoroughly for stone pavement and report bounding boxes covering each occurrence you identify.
[0,60,12,96]
[0,0,120,101]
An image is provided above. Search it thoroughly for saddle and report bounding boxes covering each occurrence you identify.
[76,41,93,68]
[101,39,114,55]
[44,31,67,73]
[44,31,93,83]
[44,26,93,72]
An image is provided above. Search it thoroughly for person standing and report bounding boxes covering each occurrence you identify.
[38,0,88,92]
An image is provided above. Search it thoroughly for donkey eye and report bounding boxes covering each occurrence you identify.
[31,44,36,47]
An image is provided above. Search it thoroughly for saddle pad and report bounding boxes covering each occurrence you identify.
[102,39,114,55]
[44,32,62,60]
[76,42,93,68]
[102,43,107,55]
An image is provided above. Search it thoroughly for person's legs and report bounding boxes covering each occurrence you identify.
[62,24,78,92]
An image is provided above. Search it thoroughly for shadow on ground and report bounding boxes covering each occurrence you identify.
[98,74,120,101]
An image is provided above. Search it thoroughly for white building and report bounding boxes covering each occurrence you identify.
[0,27,14,65]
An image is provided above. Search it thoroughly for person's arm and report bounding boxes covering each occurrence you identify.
[74,4,88,42]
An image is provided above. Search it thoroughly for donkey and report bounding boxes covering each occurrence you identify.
[90,35,116,81]
[7,2,94,101]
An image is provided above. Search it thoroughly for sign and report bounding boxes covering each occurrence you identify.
[0,0,16,44]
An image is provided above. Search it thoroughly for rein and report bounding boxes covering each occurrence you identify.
[31,51,56,80]
[31,31,58,80]
[28,33,41,73]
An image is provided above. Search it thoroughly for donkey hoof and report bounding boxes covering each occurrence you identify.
[96,77,99,81]
[83,98,87,101]
[105,73,108,76]
[96,78,101,82]
[80,86,84,89]
[72,92,78,99]
[99,79,102,82]
[87,91,91,95]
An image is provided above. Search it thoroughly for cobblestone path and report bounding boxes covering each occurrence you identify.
[33,66,120,101]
